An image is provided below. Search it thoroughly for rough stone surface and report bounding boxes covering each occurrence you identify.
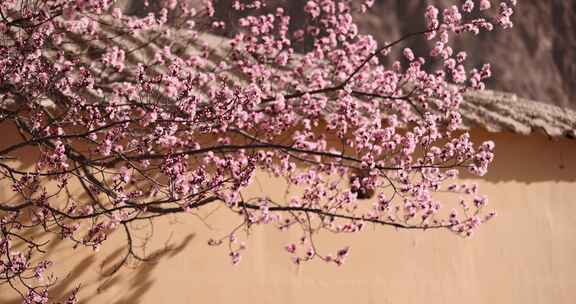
[356,0,576,110]
[461,89,576,138]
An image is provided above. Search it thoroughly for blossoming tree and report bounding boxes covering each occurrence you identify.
[0,0,515,302]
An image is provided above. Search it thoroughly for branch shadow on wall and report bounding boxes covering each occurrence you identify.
[0,232,197,304]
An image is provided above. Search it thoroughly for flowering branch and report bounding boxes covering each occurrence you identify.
[0,0,515,302]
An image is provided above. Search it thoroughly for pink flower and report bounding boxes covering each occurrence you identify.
[462,0,474,13]
[285,243,297,253]
[305,1,321,18]
[403,48,415,61]
[479,0,491,11]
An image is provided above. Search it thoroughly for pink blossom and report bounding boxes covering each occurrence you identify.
[285,244,297,253]
[0,0,516,300]
[479,0,492,11]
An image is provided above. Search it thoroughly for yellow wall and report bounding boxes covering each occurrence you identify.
[1,129,575,304]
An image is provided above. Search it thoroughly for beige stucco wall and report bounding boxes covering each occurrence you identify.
[1,129,575,304]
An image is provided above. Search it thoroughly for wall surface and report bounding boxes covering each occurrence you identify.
[1,129,575,304]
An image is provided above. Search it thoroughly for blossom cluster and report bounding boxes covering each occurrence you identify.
[0,0,515,301]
